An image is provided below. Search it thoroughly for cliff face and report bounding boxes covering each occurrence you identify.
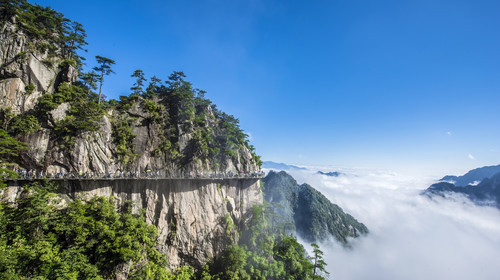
[0,17,76,114]
[1,6,263,269]
[14,99,259,176]
[2,178,263,269]
[1,9,259,176]
[3,178,263,268]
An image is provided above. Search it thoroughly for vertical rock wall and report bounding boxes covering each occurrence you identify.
[0,21,75,114]
[3,178,263,268]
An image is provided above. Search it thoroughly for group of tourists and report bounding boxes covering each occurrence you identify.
[4,168,265,180]
[187,170,265,178]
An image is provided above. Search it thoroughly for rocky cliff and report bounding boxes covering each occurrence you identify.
[1,3,260,176]
[0,9,76,114]
[3,178,263,268]
[1,2,262,269]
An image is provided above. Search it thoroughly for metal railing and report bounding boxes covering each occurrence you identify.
[1,170,265,181]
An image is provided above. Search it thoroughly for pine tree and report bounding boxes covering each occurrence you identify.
[311,243,329,279]
[79,70,99,95]
[130,69,146,96]
[0,129,26,180]
[63,20,87,64]
[93,55,115,104]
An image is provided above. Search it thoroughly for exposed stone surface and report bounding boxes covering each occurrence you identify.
[0,78,26,113]
[20,128,50,166]
[3,178,263,268]
[48,102,69,122]
[26,53,57,92]
[0,21,74,115]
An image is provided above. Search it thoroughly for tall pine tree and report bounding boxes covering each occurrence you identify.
[93,55,115,104]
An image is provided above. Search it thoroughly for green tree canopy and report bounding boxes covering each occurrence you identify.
[80,70,100,94]
[63,20,87,65]
[0,182,169,279]
[130,69,146,96]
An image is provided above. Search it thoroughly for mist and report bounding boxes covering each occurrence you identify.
[277,167,500,280]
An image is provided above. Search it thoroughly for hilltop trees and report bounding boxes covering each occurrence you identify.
[144,75,161,99]
[130,69,146,96]
[80,70,100,95]
[1,0,88,66]
[1,0,66,39]
[62,20,87,65]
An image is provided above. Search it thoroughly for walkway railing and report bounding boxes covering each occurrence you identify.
[1,170,265,181]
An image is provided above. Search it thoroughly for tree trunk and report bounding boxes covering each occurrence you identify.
[98,71,103,104]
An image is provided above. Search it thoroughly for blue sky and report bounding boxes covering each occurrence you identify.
[35,0,500,175]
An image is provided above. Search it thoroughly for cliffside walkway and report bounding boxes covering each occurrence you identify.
[2,172,265,182]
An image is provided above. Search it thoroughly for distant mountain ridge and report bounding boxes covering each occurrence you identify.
[317,171,343,177]
[424,164,500,208]
[439,164,500,186]
[262,161,306,171]
[262,171,368,244]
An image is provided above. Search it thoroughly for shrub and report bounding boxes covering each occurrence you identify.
[112,117,137,166]
[0,182,169,279]
[24,83,35,95]
[8,113,40,135]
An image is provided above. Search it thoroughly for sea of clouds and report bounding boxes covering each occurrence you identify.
[267,167,500,280]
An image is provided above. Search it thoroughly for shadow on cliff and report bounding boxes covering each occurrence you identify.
[7,178,259,195]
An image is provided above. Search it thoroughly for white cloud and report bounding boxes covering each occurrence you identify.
[446,131,452,136]
[284,167,500,280]
[468,154,475,160]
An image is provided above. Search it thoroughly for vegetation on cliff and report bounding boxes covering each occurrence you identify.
[1,0,87,67]
[205,204,329,280]
[0,182,170,279]
[0,128,26,183]
[0,182,328,279]
[1,0,261,173]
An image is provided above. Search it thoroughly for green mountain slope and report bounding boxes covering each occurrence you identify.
[262,171,368,244]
